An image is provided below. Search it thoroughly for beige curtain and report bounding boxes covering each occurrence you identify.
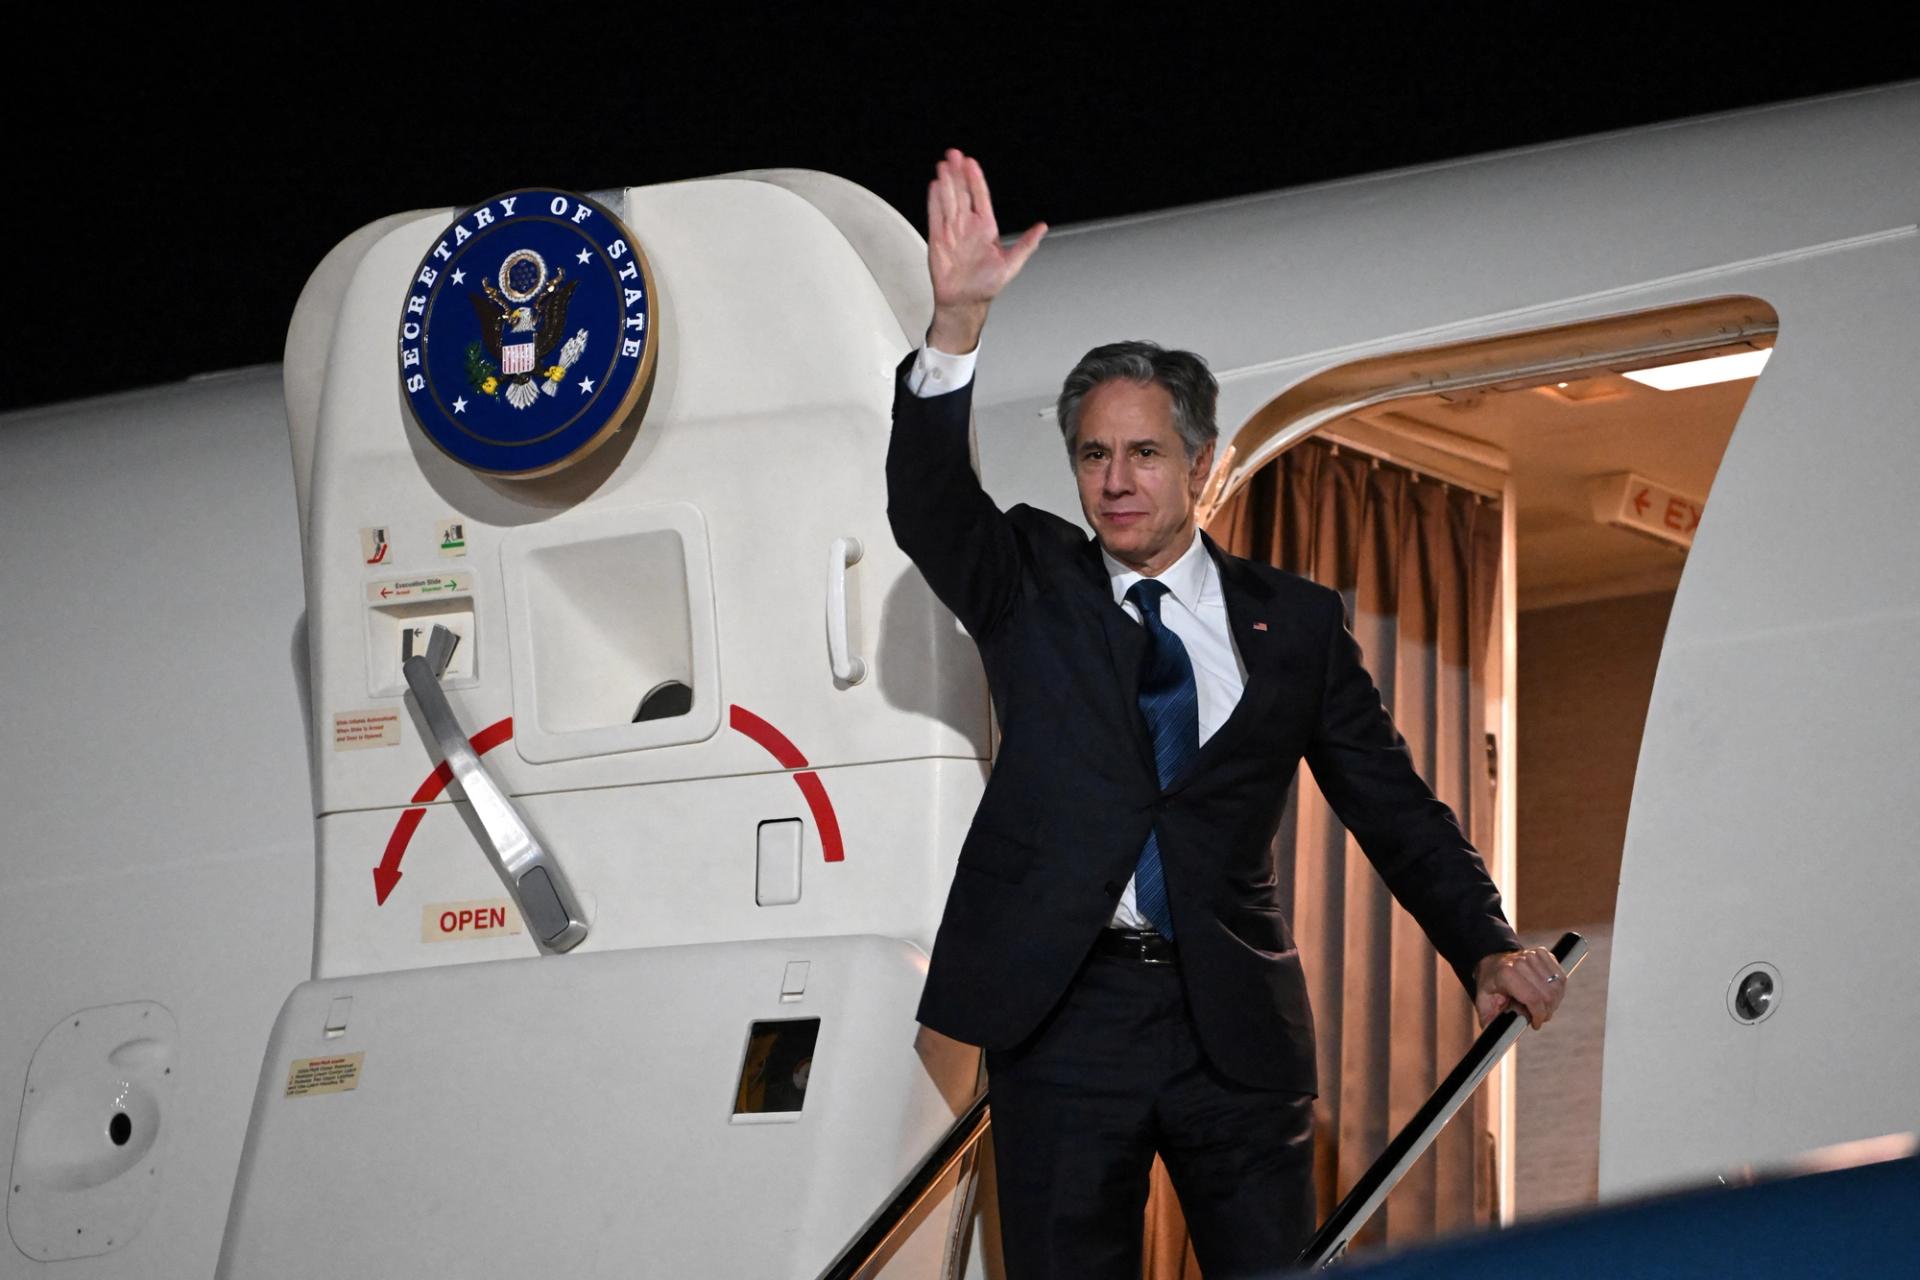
[1144,438,1503,1274]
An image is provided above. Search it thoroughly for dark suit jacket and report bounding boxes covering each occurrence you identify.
[886,353,1518,1092]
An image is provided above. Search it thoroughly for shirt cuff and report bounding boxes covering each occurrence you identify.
[906,343,978,398]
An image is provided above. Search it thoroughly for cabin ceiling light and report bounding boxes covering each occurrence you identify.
[1620,348,1771,391]
[1541,377,1623,403]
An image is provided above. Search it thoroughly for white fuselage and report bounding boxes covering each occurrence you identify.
[2,81,1915,1277]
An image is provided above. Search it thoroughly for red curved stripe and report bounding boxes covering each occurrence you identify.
[379,806,428,878]
[375,716,515,904]
[793,772,845,863]
[377,707,845,906]
[728,704,810,769]
[729,704,844,863]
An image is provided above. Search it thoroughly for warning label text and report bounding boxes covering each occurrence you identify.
[333,709,402,751]
[285,1053,364,1098]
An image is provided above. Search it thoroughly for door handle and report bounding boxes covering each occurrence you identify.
[402,625,589,953]
[827,536,867,685]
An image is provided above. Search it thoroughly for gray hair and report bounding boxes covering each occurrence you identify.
[1056,340,1218,459]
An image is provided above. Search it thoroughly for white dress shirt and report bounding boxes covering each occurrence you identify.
[1100,534,1249,926]
[908,346,1249,929]
[906,343,978,397]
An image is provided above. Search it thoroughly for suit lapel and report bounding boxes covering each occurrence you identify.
[1077,537,1156,778]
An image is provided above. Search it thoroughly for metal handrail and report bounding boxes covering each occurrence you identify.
[1296,930,1589,1269]
[814,1092,992,1280]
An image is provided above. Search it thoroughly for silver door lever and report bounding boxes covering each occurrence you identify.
[402,625,589,953]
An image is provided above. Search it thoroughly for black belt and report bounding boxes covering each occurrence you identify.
[1092,927,1178,965]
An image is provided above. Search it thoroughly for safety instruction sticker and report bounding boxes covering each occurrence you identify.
[361,526,392,566]
[423,898,524,942]
[333,709,402,751]
[285,1053,364,1098]
[366,573,471,604]
[436,517,468,558]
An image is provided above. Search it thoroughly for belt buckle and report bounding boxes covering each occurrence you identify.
[1103,927,1175,965]
[1138,931,1175,965]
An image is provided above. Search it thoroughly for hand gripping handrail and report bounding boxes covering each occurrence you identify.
[1296,929,1589,1269]
[402,624,589,954]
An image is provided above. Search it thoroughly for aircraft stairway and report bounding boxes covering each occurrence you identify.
[825,929,1920,1280]
[822,936,1593,1278]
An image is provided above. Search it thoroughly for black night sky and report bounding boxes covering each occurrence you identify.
[5,7,1914,415]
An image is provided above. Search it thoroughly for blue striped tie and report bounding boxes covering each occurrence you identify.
[1126,579,1196,939]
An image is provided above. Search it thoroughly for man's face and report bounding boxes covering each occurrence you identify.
[1071,379,1214,576]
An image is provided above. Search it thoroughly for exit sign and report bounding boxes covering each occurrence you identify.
[1587,472,1704,550]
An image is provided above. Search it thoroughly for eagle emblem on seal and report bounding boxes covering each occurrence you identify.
[464,247,589,410]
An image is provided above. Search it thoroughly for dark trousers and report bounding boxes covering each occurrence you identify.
[985,950,1316,1280]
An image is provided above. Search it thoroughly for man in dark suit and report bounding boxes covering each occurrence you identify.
[888,150,1567,1279]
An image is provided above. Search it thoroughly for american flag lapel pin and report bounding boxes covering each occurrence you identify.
[1252,621,1269,631]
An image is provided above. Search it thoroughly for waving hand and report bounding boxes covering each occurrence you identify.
[926,149,1047,353]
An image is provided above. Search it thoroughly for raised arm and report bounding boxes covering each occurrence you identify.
[886,151,1048,639]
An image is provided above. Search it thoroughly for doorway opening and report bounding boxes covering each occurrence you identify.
[1192,295,1780,1254]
